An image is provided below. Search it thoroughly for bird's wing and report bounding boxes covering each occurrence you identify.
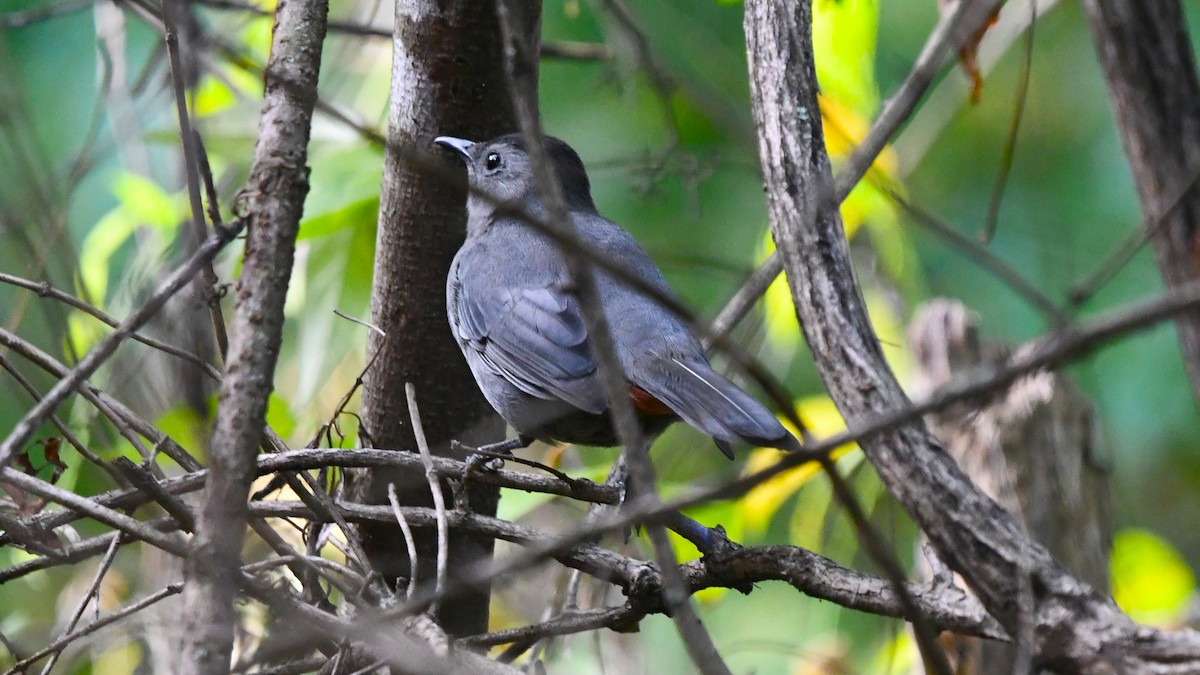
[454,276,608,415]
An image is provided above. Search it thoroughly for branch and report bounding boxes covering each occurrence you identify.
[709,0,1005,344]
[177,0,329,670]
[1082,0,1200,407]
[745,0,1200,670]
[0,272,220,380]
[0,222,242,469]
[250,499,1003,647]
[4,583,184,675]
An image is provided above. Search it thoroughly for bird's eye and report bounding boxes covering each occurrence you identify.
[485,152,502,171]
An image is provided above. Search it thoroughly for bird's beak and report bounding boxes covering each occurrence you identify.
[434,136,475,160]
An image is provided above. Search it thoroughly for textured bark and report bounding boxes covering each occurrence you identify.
[346,0,534,638]
[1083,0,1200,409]
[744,0,1200,671]
[178,0,329,672]
[910,299,1112,673]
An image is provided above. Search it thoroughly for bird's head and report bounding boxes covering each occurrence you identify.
[434,134,597,216]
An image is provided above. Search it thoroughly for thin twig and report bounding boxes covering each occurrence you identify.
[0,0,91,28]
[980,0,1036,243]
[4,583,184,675]
[888,190,1067,327]
[194,0,611,61]
[37,533,125,675]
[240,554,366,588]
[387,482,420,600]
[0,272,221,380]
[1068,162,1200,307]
[0,222,243,468]
[462,606,634,648]
[192,131,232,359]
[0,468,190,557]
[0,326,201,471]
[0,353,124,484]
[404,383,448,614]
[464,447,580,487]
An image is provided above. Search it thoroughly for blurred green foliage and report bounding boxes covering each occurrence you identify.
[1,0,1199,672]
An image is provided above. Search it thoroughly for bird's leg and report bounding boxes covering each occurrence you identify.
[455,434,534,480]
[660,510,742,557]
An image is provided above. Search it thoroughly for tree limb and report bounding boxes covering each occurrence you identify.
[177,0,329,670]
[744,0,1200,671]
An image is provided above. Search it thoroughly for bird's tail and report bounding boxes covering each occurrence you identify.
[637,357,800,456]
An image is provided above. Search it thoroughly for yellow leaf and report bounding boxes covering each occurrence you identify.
[812,0,880,117]
[741,396,859,535]
[1112,528,1196,627]
[193,75,237,117]
[864,289,910,382]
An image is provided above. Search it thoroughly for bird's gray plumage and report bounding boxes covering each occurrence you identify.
[437,133,800,457]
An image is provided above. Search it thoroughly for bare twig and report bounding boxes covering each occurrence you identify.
[0,0,91,28]
[404,383,448,614]
[889,190,1067,327]
[0,353,123,483]
[387,483,420,600]
[177,0,329,668]
[163,0,231,363]
[596,0,680,146]
[36,533,125,675]
[1068,163,1200,307]
[0,222,243,469]
[0,325,201,470]
[4,584,184,675]
[980,0,1036,243]
[0,468,189,557]
[194,0,610,60]
[462,607,634,648]
[0,272,220,380]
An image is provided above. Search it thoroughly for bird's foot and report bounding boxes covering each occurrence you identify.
[662,510,742,558]
[453,435,533,479]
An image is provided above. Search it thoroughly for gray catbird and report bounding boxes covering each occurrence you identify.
[435,133,801,459]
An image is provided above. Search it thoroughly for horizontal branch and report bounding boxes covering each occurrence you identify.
[254,499,1001,643]
[2,448,619,546]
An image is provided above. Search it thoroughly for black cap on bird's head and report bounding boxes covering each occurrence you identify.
[434,134,596,213]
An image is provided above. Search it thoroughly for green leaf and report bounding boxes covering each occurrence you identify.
[78,208,137,303]
[111,171,184,231]
[265,391,298,443]
[298,197,379,241]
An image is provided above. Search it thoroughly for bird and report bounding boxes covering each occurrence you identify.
[434,133,801,460]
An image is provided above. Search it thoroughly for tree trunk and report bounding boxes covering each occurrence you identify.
[909,299,1112,674]
[345,0,539,638]
[1083,0,1200,409]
